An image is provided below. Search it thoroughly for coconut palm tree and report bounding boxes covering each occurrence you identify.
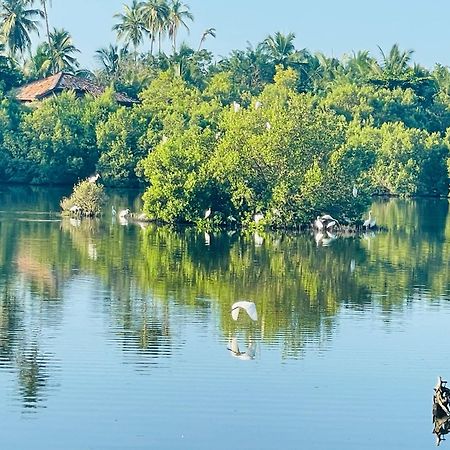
[47,28,80,73]
[197,27,215,52]
[378,43,414,76]
[167,0,193,53]
[0,0,43,59]
[141,0,169,55]
[26,41,51,77]
[95,43,129,77]
[112,0,147,61]
[344,50,378,81]
[263,31,297,67]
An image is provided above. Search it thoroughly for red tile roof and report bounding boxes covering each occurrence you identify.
[16,72,137,105]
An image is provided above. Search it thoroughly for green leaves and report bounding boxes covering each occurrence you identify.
[140,68,371,227]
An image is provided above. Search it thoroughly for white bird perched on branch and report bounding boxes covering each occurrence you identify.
[254,213,264,224]
[119,208,130,218]
[69,205,81,215]
[313,216,324,230]
[204,207,211,219]
[352,185,358,198]
[363,210,376,229]
[254,100,262,110]
[231,301,258,321]
[233,101,240,112]
[88,173,100,183]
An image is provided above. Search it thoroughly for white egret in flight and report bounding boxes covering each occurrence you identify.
[321,214,340,229]
[231,301,258,321]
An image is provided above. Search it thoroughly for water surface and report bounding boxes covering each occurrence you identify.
[0,185,449,449]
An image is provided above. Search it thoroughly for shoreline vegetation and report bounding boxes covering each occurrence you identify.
[0,1,449,228]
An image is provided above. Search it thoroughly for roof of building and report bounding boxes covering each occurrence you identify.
[15,72,137,105]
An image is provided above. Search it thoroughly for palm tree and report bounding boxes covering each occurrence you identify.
[167,0,193,53]
[27,41,51,77]
[197,27,215,52]
[95,43,129,77]
[112,0,147,61]
[344,50,378,81]
[141,0,169,55]
[378,43,414,76]
[263,32,298,67]
[0,0,43,58]
[47,28,80,73]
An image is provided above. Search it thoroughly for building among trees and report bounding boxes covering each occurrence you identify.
[15,72,137,106]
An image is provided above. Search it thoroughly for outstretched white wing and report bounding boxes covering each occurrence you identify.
[232,301,257,321]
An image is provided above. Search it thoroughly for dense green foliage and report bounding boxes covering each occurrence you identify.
[60,179,107,216]
[0,0,450,225]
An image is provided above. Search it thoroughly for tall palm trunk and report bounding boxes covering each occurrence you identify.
[41,0,55,74]
[172,29,177,54]
[150,36,155,55]
[42,1,51,46]
[197,37,204,52]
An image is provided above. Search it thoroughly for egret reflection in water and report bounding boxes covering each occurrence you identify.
[314,230,336,247]
[227,337,256,360]
[254,232,264,247]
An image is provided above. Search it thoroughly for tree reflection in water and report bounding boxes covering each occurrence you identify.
[0,186,449,411]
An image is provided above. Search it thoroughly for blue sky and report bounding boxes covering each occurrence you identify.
[48,0,449,69]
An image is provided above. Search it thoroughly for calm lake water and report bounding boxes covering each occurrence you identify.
[0,185,449,449]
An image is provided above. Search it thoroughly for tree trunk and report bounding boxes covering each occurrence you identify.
[42,1,54,74]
